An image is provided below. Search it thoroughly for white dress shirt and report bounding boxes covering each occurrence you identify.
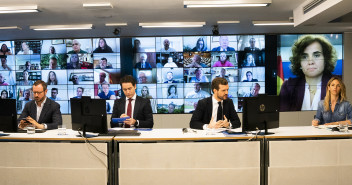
[35,97,48,129]
[301,81,322,111]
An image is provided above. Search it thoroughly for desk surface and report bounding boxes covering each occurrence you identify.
[266,126,352,139]
[113,128,257,141]
[1,126,351,141]
[0,129,113,141]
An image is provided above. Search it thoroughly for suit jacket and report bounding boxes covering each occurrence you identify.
[190,97,241,129]
[244,47,260,53]
[211,46,235,52]
[279,73,332,111]
[135,62,152,69]
[111,96,154,128]
[18,98,62,130]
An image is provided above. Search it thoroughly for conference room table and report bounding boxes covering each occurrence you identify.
[0,129,114,185]
[114,128,263,185]
[1,126,352,185]
[265,126,352,185]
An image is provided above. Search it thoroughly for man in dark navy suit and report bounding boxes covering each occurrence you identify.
[190,77,241,130]
[211,36,235,52]
[18,80,62,130]
[111,75,154,128]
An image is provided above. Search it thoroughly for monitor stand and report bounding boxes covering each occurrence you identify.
[257,121,275,135]
[76,124,98,138]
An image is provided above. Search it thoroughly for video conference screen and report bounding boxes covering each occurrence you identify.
[278,34,343,112]
[131,35,266,113]
[2,34,340,115]
[0,38,121,114]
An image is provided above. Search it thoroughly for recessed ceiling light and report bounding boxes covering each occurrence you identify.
[0,5,38,14]
[30,24,93,31]
[139,22,206,28]
[105,23,128,26]
[184,0,271,8]
[252,21,294,26]
[83,3,113,9]
[0,26,22,30]
[217,21,240,24]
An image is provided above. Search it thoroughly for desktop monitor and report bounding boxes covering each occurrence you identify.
[70,96,108,137]
[242,94,279,135]
[0,99,18,132]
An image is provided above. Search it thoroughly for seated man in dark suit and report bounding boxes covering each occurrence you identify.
[211,36,235,52]
[190,77,241,129]
[18,80,62,130]
[135,53,152,69]
[111,75,154,128]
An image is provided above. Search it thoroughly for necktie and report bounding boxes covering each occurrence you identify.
[125,98,132,128]
[217,101,223,121]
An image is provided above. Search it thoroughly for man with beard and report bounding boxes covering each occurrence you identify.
[190,77,241,130]
[18,80,62,130]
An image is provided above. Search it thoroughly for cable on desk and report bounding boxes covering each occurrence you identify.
[78,130,109,182]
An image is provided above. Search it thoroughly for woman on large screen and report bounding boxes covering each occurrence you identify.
[280,35,338,111]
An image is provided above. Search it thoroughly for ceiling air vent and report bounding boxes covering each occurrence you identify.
[303,0,326,14]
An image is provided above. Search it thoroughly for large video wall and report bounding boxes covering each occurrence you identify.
[131,35,265,113]
[0,38,121,114]
[3,34,339,115]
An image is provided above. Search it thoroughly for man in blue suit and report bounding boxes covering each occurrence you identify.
[211,36,235,52]
[135,53,152,69]
[111,75,154,128]
[18,80,62,130]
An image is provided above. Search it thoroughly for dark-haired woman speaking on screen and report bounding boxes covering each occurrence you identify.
[312,77,352,126]
[280,35,338,111]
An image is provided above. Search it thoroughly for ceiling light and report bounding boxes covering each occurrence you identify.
[0,26,21,30]
[252,21,294,26]
[105,23,128,26]
[30,24,93,31]
[83,3,113,9]
[0,5,38,13]
[184,0,271,8]
[139,22,206,28]
[217,21,240,24]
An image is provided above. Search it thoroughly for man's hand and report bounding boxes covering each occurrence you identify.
[123,118,136,126]
[120,114,129,118]
[208,117,222,129]
[220,115,230,128]
[120,114,135,126]
[19,119,31,129]
[26,116,45,129]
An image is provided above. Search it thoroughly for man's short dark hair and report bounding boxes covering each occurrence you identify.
[246,71,252,75]
[101,57,107,61]
[77,87,84,93]
[51,87,58,93]
[33,80,47,91]
[72,75,78,80]
[211,77,228,93]
[120,75,136,87]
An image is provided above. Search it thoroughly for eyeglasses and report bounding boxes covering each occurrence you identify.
[300,53,324,62]
[33,91,44,95]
